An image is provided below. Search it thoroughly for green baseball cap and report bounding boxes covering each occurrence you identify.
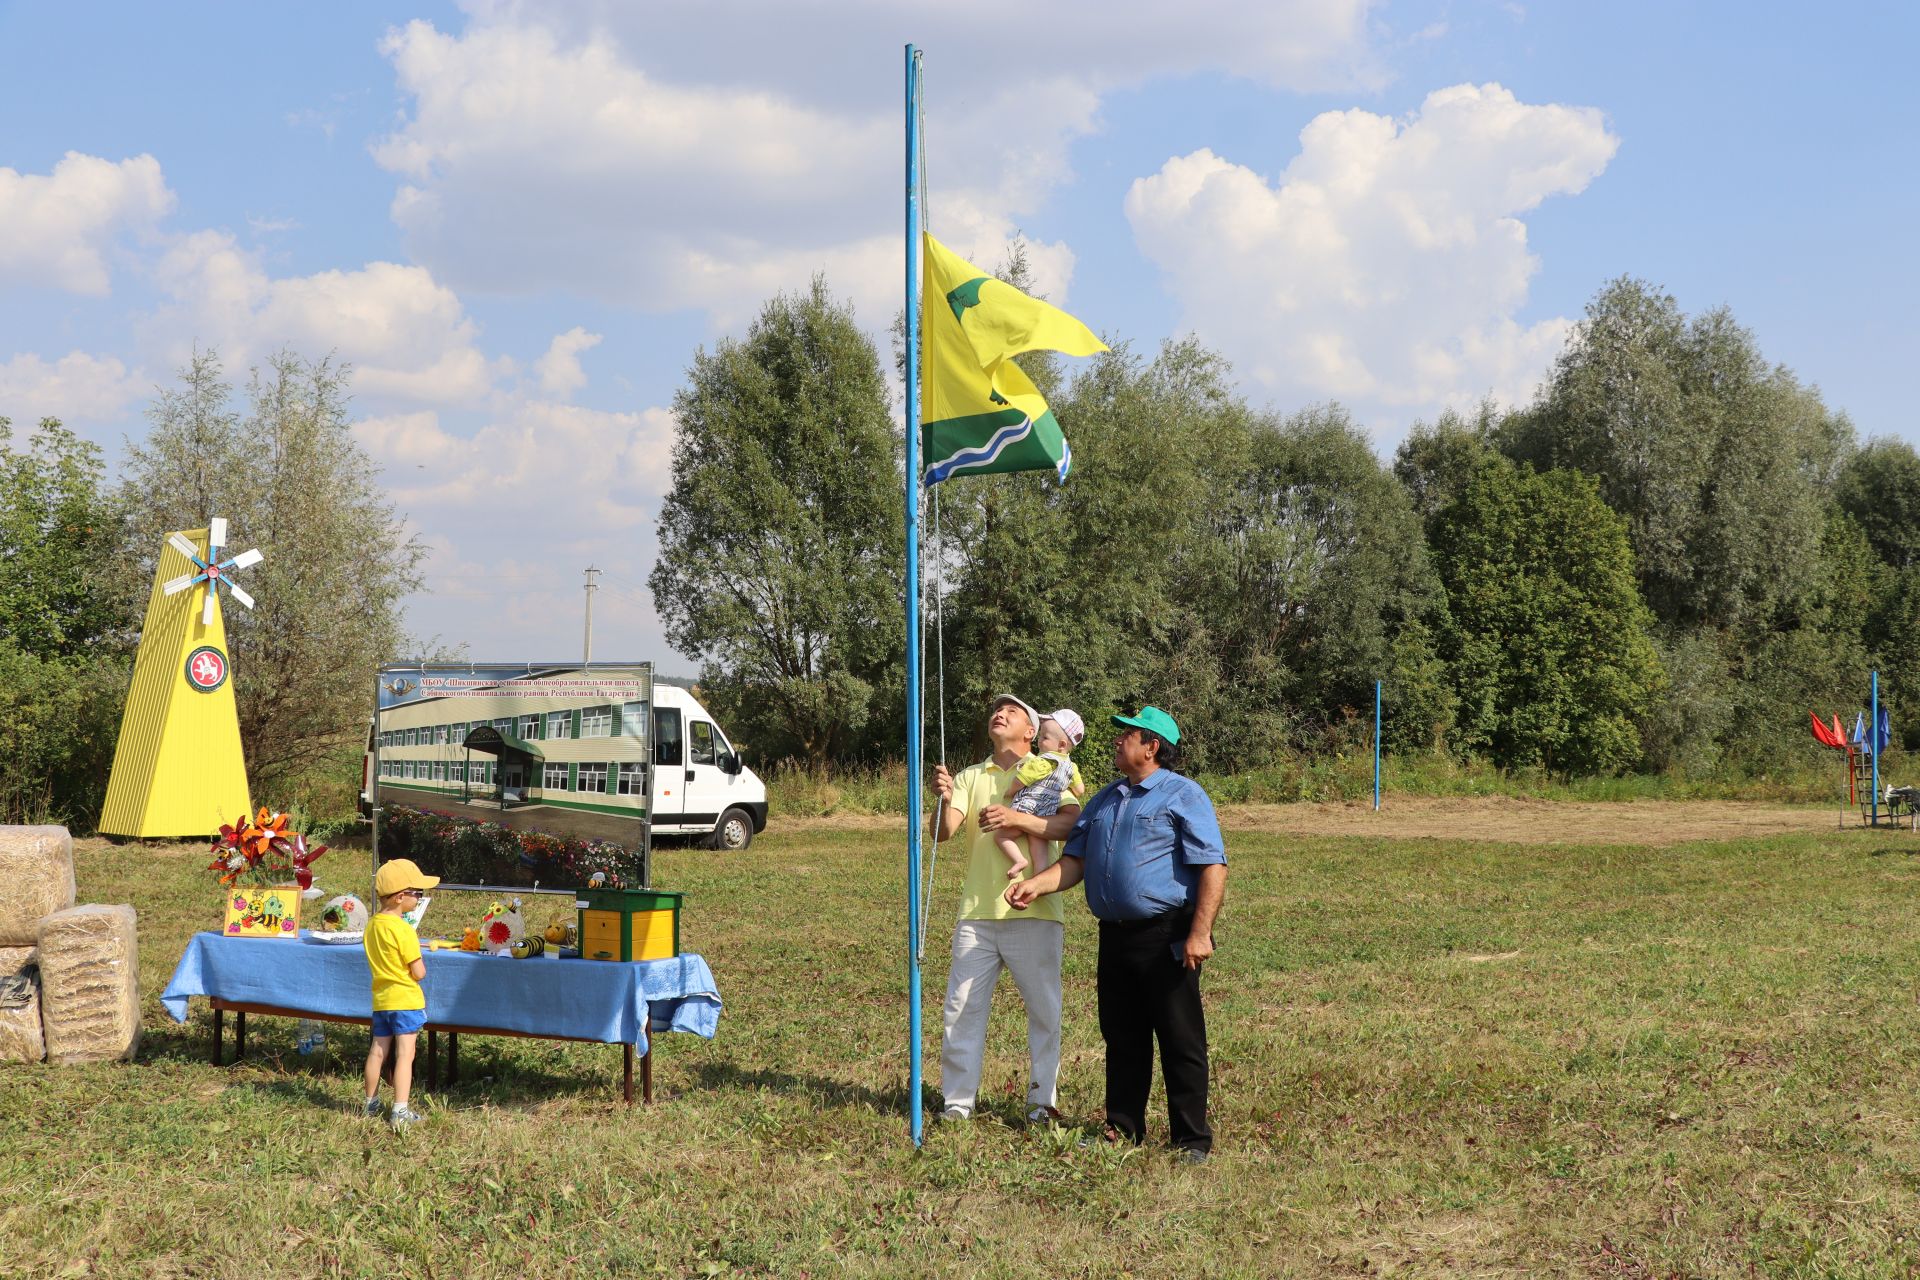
[1112,705,1181,744]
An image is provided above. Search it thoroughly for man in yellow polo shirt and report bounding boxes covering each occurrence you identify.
[930,692,1081,1124]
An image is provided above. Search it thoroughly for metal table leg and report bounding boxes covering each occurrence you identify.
[211,1007,223,1065]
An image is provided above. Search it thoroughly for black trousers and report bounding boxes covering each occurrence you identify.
[1097,910,1211,1153]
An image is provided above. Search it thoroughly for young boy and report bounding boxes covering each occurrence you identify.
[996,709,1087,879]
[364,857,439,1131]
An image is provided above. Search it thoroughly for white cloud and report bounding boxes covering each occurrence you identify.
[454,0,1383,98]
[1124,83,1618,421]
[534,327,602,398]
[358,397,679,655]
[0,152,174,295]
[354,400,675,526]
[143,232,495,407]
[0,351,145,426]
[370,5,1382,321]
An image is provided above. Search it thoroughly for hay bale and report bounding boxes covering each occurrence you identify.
[38,905,140,1065]
[0,963,44,1063]
[0,945,36,975]
[0,826,76,945]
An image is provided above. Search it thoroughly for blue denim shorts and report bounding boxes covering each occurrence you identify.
[370,1008,427,1038]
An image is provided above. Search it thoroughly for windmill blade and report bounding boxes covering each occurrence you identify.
[161,572,196,596]
[228,548,263,571]
[202,588,217,626]
[226,583,256,610]
[208,517,227,556]
[168,532,202,561]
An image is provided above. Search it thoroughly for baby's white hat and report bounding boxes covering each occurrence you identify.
[1044,708,1085,747]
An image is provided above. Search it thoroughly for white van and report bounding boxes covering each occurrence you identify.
[360,679,768,850]
[646,683,769,849]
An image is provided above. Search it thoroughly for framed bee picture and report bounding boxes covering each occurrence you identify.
[223,885,301,938]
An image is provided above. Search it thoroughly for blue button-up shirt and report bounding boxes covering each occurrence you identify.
[1062,768,1227,921]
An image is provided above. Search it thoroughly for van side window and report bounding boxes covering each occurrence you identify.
[654,709,683,766]
[690,721,717,766]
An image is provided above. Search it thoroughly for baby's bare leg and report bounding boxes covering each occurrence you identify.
[1026,833,1050,876]
[997,829,1030,878]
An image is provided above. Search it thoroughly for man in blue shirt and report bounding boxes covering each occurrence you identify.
[1002,705,1227,1159]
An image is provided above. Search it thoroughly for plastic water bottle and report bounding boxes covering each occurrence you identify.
[296,1019,326,1056]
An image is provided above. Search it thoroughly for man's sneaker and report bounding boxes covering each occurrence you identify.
[939,1105,970,1122]
[389,1103,423,1132]
[361,1097,384,1121]
[1025,1105,1063,1126]
[1182,1147,1212,1165]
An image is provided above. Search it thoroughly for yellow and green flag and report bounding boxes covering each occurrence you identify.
[920,233,1107,486]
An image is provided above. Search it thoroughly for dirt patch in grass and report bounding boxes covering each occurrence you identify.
[775,794,1861,846]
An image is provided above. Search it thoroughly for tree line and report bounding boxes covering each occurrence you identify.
[5,272,1905,826]
[656,272,1912,784]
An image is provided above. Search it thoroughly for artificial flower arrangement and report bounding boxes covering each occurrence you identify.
[209,809,330,939]
[207,808,330,888]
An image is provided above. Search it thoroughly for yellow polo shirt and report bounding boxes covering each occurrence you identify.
[947,758,1075,923]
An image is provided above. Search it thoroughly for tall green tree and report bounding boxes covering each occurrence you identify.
[117,349,424,798]
[1392,401,1507,530]
[0,418,133,824]
[651,278,903,767]
[1430,461,1662,774]
[0,418,130,659]
[1835,438,1920,571]
[1177,404,1452,759]
[1502,278,1852,633]
[929,338,1232,744]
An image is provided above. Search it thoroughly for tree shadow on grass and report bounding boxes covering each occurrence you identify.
[689,1058,907,1115]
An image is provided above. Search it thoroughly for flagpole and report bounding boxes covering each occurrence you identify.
[903,41,926,1147]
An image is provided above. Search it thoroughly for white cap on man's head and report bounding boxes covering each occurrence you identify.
[1043,708,1085,746]
[989,693,1039,733]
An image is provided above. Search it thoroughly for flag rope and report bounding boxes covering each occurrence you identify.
[919,486,946,962]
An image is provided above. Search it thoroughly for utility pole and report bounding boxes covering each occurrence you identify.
[582,566,600,663]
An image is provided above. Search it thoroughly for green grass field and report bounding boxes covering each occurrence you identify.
[6,810,1920,1278]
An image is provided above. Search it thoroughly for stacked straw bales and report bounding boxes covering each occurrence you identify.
[0,826,139,1065]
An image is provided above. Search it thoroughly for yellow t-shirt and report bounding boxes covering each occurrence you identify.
[365,913,425,1011]
[947,758,1076,923]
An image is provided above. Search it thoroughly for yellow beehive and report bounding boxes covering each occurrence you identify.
[577,889,683,962]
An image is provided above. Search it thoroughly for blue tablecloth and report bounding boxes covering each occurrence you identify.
[162,932,721,1051]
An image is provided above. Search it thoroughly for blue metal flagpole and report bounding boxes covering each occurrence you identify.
[1373,680,1381,811]
[1872,669,1880,826]
[903,42,925,1147]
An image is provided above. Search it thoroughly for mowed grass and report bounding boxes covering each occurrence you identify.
[6,817,1920,1277]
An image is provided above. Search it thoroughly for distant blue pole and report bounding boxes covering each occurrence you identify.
[1872,668,1880,826]
[1373,680,1381,811]
[903,42,925,1147]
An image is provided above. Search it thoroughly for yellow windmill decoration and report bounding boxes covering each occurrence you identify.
[99,519,263,838]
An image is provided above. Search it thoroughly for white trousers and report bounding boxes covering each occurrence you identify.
[939,918,1064,1114]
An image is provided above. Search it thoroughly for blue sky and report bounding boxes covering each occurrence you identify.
[2,1,1913,667]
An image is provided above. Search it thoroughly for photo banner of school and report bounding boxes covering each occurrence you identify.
[370,663,656,886]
